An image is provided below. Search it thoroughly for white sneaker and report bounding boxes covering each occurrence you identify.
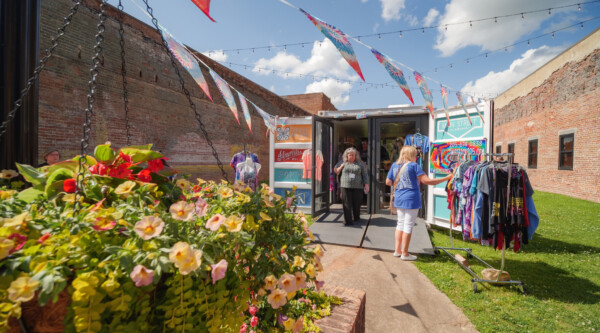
[393,252,401,257]
[401,254,417,261]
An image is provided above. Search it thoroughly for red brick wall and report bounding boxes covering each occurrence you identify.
[283,93,338,114]
[38,0,310,182]
[493,49,600,203]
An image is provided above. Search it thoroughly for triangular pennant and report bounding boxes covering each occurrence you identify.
[470,96,485,123]
[371,49,414,104]
[456,92,473,126]
[209,69,240,124]
[439,85,451,126]
[161,30,213,101]
[413,71,435,119]
[190,0,216,22]
[237,92,252,133]
[299,8,365,81]
[252,102,277,136]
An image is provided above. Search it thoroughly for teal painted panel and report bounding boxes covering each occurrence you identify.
[434,195,451,220]
[435,114,484,140]
[274,168,309,183]
[433,173,448,189]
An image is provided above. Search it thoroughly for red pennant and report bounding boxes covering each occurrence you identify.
[191,0,216,22]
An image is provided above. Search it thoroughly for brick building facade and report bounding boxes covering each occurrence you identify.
[493,28,600,203]
[283,92,337,114]
[37,0,310,181]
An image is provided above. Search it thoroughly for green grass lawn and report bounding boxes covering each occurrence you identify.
[414,191,600,332]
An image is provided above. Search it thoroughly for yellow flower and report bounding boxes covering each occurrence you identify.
[114,181,137,196]
[294,272,307,290]
[259,212,272,222]
[293,256,306,268]
[0,237,14,260]
[196,178,206,185]
[62,193,83,204]
[264,275,277,291]
[169,242,201,275]
[283,318,295,331]
[0,169,18,179]
[217,187,233,198]
[0,190,17,200]
[306,229,315,241]
[7,276,39,303]
[262,199,274,208]
[169,201,195,221]
[267,288,287,309]
[305,264,316,278]
[278,273,297,293]
[313,245,324,258]
[270,192,282,201]
[134,216,164,240]
[292,316,304,333]
[2,212,30,228]
[257,288,267,296]
[176,179,191,190]
[236,192,251,204]
[223,216,243,232]
[287,291,296,300]
[205,214,225,231]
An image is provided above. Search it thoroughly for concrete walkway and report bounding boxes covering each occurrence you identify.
[317,244,478,333]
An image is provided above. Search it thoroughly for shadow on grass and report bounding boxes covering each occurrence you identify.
[524,234,600,255]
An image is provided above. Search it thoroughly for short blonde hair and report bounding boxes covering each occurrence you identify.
[397,145,417,164]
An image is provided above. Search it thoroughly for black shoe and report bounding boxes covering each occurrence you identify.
[343,221,354,226]
[354,217,361,222]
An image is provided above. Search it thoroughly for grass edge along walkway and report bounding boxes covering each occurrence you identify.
[413,191,600,333]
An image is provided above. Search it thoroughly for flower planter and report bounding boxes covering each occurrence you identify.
[8,291,69,333]
[315,286,366,333]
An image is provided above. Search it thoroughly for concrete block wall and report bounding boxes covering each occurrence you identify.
[493,48,600,202]
[38,0,310,182]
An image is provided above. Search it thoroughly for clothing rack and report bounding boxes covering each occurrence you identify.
[435,152,525,294]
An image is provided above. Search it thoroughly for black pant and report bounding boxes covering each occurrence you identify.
[341,187,363,224]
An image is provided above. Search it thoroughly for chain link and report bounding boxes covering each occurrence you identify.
[74,0,107,213]
[117,0,132,146]
[0,0,81,142]
[142,0,229,182]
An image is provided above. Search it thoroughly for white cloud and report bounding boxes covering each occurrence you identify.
[461,45,565,96]
[405,14,419,26]
[434,0,578,57]
[423,8,440,27]
[305,79,352,106]
[253,38,360,81]
[380,0,406,22]
[373,23,380,33]
[269,85,276,92]
[202,50,228,62]
[361,0,368,3]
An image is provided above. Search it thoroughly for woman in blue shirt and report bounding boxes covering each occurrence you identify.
[386,146,451,261]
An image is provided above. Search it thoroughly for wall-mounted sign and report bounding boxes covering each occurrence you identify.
[435,114,483,140]
[430,139,486,174]
[274,168,308,183]
[274,187,312,207]
[274,125,312,143]
[274,149,306,163]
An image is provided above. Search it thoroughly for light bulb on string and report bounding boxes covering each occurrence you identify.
[581,22,584,29]
[399,31,403,38]
[469,21,472,27]
[284,45,287,51]
[466,59,469,64]
[378,34,381,39]
[521,13,524,20]
[422,28,425,34]
[552,32,555,38]
[494,17,497,23]
[548,8,551,15]
[445,25,448,31]
[485,53,488,58]
[252,48,254,53]
[578,3,581,11]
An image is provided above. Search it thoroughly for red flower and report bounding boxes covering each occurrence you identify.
[137,169,152,183]
[89,163,109,175]
[250,316,258,327]
[63,178,77,193]
[193,185,201,193]
[239,323,248,333]
[117,151,132,164]
[248,306,258,316]
[147,158,165,173]
[109,163,132,179]
[37,233,51,245]
[8,233,27,253]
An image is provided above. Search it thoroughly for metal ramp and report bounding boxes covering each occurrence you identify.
[310,206,435,255]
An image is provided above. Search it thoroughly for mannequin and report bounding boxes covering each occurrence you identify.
[237,157,261,191]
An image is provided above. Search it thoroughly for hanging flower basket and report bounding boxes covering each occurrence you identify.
[0,143,338,332]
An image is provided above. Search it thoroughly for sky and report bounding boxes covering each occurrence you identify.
[106,0,600,110]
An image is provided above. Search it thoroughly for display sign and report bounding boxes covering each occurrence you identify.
[430,139,486,174]
[274,125,312,143]
[274,168,308,183]
[274,188,312,207]
[435,114,483,140]
[274,149,305,163]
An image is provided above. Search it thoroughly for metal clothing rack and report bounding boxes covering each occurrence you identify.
[435,152,525,294]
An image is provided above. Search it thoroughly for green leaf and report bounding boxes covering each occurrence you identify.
[124,144,153,150]
[16,187,45,203]
[118,148,163,163]
[94,144,117,163]
[45,168,74,197]
[71,154,98,166]
[16,163,46,186]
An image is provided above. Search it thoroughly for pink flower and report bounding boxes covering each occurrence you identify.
[286,197,293,208]
[248,305,258,316]
[205,214,225,231]
[292,316,303,333]
[92,216,116,231]
[315,280,325,291]
[250,316,258,327]
[211,259,228,284]
[195,197,209,217]
[239,323,248,333]
[130,265,154,287]
[169,201,195,221]
[134,216,164,240]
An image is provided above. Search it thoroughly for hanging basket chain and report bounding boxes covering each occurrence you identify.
[142,0,229,183]
[0,0,81,142]
[117,0,132,146]
[75,0,107,213]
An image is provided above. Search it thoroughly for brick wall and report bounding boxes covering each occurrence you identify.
[38,0,310,182]
[493,48,600,203]
[283,92,338,114]
[315,285,366,333]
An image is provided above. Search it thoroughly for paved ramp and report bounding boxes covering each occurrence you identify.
[310,207,435,255]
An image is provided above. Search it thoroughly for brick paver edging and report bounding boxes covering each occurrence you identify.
[315,285,366,333]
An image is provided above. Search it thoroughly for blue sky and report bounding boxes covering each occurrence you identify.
[108,0,600,110]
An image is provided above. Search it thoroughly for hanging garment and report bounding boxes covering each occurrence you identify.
[230,152,260,182]
[236,158,261,191]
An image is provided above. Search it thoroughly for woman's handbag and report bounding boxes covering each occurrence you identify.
[389,163,408,215]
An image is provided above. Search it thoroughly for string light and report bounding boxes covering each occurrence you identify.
[399,31,403,38]
[445,25,448,31]
[378,34,381,39]
[422,28,425,34]
[549,8,552,15]
[521,13,524,20]
[494,17,497,23]
[552,32,555,38]
[579,3,582,10]
[469,21,472,27]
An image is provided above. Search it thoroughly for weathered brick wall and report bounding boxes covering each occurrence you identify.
[494,48,600,202]
[283,92,338,114]
[38,0,310,181]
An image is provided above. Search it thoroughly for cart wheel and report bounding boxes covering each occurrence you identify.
[472,283,479,293]
[520,285,527,295]
[434,249,440,255]
[466,252,473,259]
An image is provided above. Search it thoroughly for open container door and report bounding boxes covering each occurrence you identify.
[311,115,333,217]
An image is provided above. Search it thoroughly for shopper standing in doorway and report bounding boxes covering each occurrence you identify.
[334,147,369,225]
[386,146,451,260]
